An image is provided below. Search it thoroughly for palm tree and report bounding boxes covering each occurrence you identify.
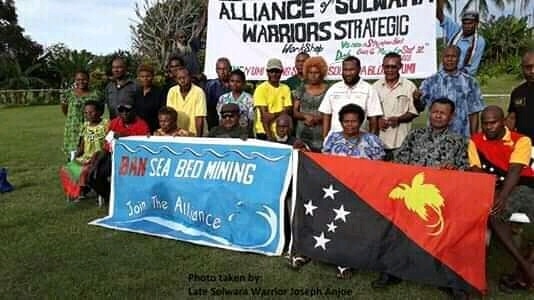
[0,56,47,89]
[47,47,95,89]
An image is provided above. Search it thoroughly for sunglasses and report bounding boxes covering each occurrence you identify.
[117,107,132,113]
[267,69,282,74]
[221,113,238,119]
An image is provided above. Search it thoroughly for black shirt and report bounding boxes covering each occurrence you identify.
[104,79,139,120]
[134,87,166,133]
[508,82,534,141]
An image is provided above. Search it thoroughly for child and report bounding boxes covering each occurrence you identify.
[216,69,254,129]
[60,100,108,201]
[153,106,190,137]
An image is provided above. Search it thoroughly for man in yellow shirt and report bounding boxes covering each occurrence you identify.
[253,58,292,140]
[166,68,207,136]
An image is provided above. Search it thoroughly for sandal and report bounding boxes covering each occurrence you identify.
[336,266,352,279]
[289,256,310,269]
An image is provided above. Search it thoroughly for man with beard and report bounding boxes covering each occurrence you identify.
[253,58,292,140]
[166,68,207,137]
[318,55,382,138]
[506,51,534,142]
[373,52,418,160]
[103,56,139,120]
[204,57,232,130]
[436,0,486,75]
[468,106,534,292]
[415,46,485,137]
[208,103,249,139]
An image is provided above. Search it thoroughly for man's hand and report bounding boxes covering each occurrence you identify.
[388,116,400,128]
[491,195,507,215]
[261,111,275,124]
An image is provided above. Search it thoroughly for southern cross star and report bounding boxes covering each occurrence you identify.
[322,184,339,200]
[313,232,330,250]
[333,205,351,222]
[304,200,318,216]
[326,221,337,233]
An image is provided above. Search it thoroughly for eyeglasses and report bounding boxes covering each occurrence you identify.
[117,107,132,113]
[221,113,237,119]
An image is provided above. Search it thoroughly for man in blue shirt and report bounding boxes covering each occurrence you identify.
[204,57,232,130]
[414,46,485,137]
[436,0,486,76]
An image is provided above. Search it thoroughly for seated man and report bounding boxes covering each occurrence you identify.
[468,105,534,291]
[374,98,469,298]
[208,103,249,139]
[90,101,150,202]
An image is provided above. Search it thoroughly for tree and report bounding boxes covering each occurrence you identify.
[0,55,46,90]
[130,0,207,70]
[0,0,43,71]
[44,43,96,89]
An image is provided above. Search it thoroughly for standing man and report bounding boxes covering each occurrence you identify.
[468,106,534,291]
[253,58,292,140]
[161,56,185,99]
[415,46,485,137]
[134,63,165,133]
[103,56,139,120]
[373,52,418,160]
[436,0,486,75]
[204,57,231,130]
[319,56,382,138]
[166,68,207,137]
[506,51,534,141]
[285,52,310,91]
[171,2,207,82]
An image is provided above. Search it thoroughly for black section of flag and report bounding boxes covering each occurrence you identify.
[291,153,472,291]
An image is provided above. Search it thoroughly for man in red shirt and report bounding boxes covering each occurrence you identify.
[105,103,150,152]
[468,105,534,291]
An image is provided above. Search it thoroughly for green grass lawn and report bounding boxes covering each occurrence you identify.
[0,77,531,299]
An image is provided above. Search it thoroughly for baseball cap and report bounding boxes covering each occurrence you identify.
[220,103,240,114]
[462,11,479,21]
[266,58,283,71]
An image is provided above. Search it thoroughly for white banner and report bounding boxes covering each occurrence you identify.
[205,0,437,80]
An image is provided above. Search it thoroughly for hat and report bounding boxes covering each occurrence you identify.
[462,11,479,21]
[266,58,283,70]
[117,103,133,110]
[220,103,240,114]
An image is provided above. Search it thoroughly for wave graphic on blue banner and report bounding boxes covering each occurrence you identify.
[90,137,293,255]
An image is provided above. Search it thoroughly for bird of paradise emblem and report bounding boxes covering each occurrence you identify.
[388,172,445,236]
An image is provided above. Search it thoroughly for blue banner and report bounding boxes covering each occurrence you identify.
[90,137,293,255]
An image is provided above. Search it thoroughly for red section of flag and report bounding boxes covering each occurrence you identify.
[305,152,495,293]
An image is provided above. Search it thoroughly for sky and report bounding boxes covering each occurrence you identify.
[15,0,532,55]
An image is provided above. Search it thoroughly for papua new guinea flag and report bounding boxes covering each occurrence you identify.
[291,152,495,293]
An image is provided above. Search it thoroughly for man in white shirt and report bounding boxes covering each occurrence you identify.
[319,56,383,138]
[373,52,418,160]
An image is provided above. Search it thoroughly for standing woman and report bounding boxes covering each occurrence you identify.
[134,63,165,133]
[292,56,329,152]
[61,70,100,160]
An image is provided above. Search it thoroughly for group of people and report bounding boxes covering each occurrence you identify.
[57,2,534,297]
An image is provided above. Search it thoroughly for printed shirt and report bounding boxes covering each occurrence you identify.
[441,16,486,76]
[420,70,485,137]
[217,91,254,127]
[373,78,418,149]
[62,90,100,155]
[166,84,207,136]
[77,119,109,163]
[318,80,383,136]
[253,81,292,134]
[322,131,385,160]
[394,127,469,169]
